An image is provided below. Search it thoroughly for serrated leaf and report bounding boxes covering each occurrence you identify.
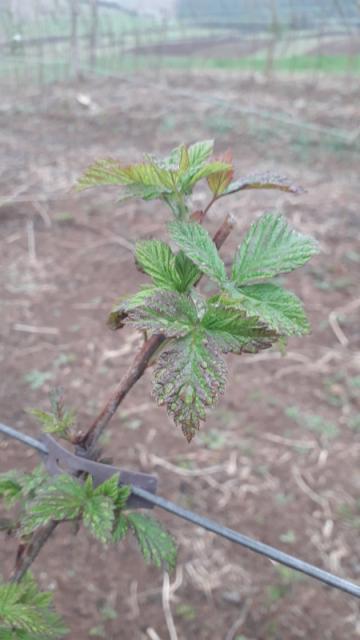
[135,241,200,293]
[179,144,190,172]
[76,158,136,190]
[77,156,168,190]
[169,221,227,286]
[19,467,48,500]
[163,144,183,169]
[83,496,115,544]
[125,290,198,337]
[0,472,23,508]
[142,160,177,190]
[126,513,177,570]
[232,213,319,285]
[136,240,179,290]
[225,283,310,336]
[222,171,304,197]
[0,575,68,638]
[93,474,120,501]
[207,149,234,196]
[107,287,159,330]
[153,331,226,441]
[185,161,232,189]
[188,140,214,166]
[29,407,75,437]
[115,485,132,510]
[112,513,129,543]
[22,475,85,534]
[117,183,164,202]
[173,251,200,291]
[202,303,277,353]
[0,468,47,509]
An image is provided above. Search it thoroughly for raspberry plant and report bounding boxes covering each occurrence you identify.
[0,140,319,637]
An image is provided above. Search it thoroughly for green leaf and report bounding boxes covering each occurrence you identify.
[135,241,200,293]
[202,303,277,353]
[221,171,304,197]
[187,139,214,166]
[136,240,179,290]
[22,475,85,534]
[169,221,227,286]
[117,183,164,202]
[76,158,135,190]
[22,473,131,543]
[77,158,174,192]
[112,513,129,543]
[185,161,232,189]
[153,331,226,441]
[107,287,159,330]
[125,290,198,337]
[114,485,132,510]
[0,468,47,509]
[126,513,177,571]
[18,467,48,500]
[173,251,200,292]
[93,474,120,501]
[179,144,190,172]
[232,213,319,285]
[28,408,75,438]
[207,149,234,196]
[224,284,310,336]
[83,496,115,544]
[0,473,23,508]
[0,574,68,639]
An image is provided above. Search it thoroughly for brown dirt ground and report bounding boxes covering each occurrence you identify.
[0,70,360,640]
[132,37,269,58]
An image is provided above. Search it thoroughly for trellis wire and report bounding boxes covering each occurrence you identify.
[1,421,359,599]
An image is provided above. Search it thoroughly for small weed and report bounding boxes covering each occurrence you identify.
[266,583,288,603]
[347,414,360,431]
[198,428,226,450]
[89,625,106,638]
[160,115,178,132]
[175,603,197,621]
[275,565,303,584]
[54,211,74,223]
[266,564,303,603]
[99,605,118,621]
[279,529,296,544]
[23,369,53,390]
[175,458,194,470]
[338,501,360,529]
[124,418,142,430]
[274,492,292,506]
[53,353,75,368]
[285,405,338,439]
[265,620,279,637]
[207,113,234,135]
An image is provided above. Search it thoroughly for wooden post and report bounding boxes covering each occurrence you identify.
[70,0,80,79]
[89,0,98,70]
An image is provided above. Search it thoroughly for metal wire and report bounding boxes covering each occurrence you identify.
[0,422,48,454]
[1,421,359,599]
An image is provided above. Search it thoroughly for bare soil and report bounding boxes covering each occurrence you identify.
[0,70,359,640]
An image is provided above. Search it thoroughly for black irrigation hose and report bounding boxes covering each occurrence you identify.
[1,422,359,599]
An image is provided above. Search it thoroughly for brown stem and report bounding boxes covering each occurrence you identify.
[11,212,236,580]
[11,521,58,583]
[78,212,236,453]
[78,333,166,453]
[203,194,218,215]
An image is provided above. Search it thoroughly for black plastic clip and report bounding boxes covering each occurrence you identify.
[40,434,157,509]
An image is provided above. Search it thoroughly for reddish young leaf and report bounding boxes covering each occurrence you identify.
[207,149,234,196]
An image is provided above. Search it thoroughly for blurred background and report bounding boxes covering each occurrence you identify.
[0,1,359,639]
